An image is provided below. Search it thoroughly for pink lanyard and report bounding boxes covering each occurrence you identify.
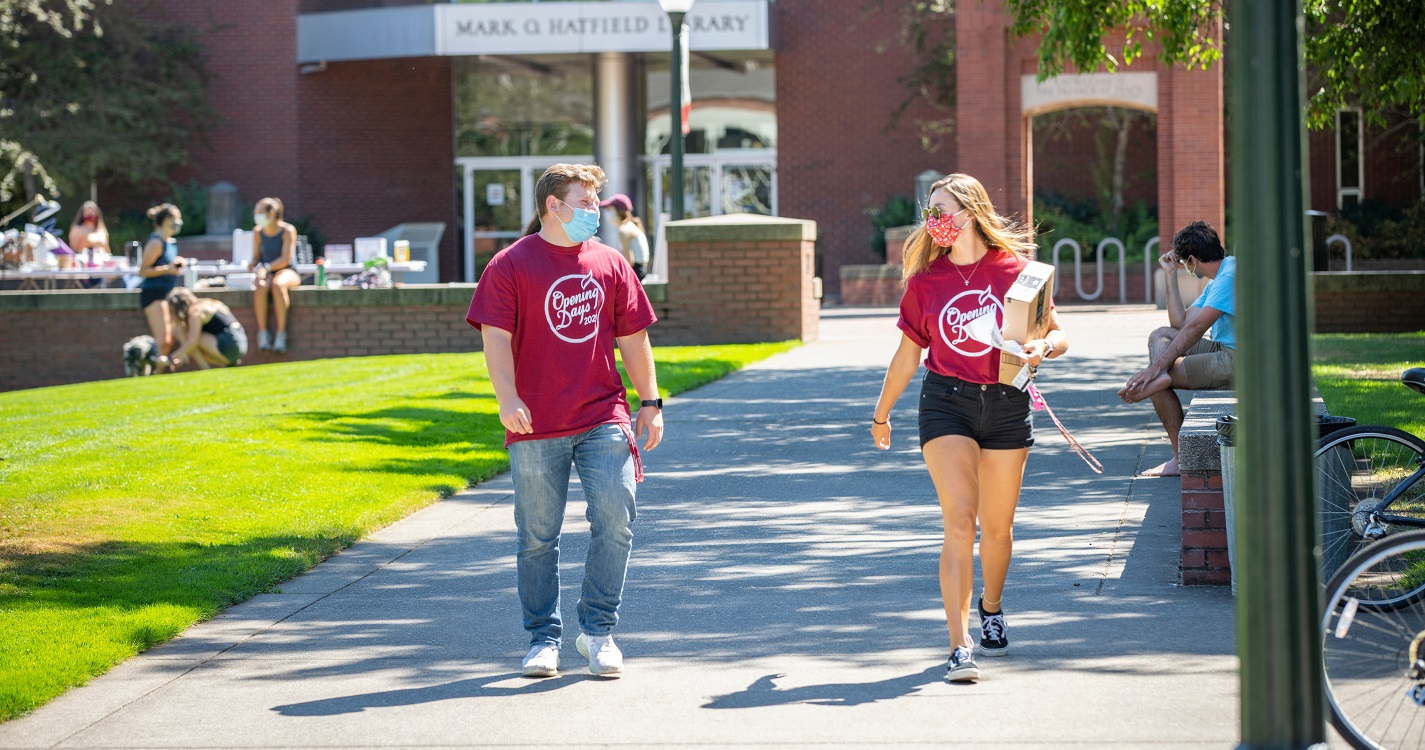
[1027,382,1104,474]
[618,422,645,483]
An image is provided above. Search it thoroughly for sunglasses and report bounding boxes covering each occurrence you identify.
[922,206,967,221]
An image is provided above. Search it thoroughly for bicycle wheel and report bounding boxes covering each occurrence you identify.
[1322,530,1425,750]
[1316,426,1425,582]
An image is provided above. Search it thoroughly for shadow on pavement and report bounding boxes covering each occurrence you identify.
[270,671,598,716]
[703,664,944,709]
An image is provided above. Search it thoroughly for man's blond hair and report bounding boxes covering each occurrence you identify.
[524,163,607,236]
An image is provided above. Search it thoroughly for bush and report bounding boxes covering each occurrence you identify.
[1033,191,1159,264]
[867,194,917,260]
[1325,198,1425,260]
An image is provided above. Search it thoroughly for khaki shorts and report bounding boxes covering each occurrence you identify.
[1178,339,1234,390]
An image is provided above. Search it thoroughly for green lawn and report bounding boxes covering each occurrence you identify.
[0,341,796,721]
[1313,332,1425,436]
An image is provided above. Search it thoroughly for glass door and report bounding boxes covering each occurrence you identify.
[457,155,592,281]
[472,170,521,280]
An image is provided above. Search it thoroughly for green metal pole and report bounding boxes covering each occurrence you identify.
[1229,0,1325,747]
[669,10,687,221]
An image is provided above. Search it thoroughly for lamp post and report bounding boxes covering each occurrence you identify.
[658,0,694,221]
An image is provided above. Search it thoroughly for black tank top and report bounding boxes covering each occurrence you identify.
[201,307,237,335]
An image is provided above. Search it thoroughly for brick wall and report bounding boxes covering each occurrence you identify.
[138,0,302,211]
[652,216,819,345]
[1181,471,1231,586]
[0,287,480,392]
[1315,271,1425,333]
[297,58,457,279]
[775,1,951,297]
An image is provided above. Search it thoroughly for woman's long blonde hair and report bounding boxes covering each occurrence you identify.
[902,173,1037,280]
[166,287,212,324]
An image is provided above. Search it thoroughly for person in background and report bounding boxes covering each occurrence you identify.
[165,287,247,369]
[138,203,187,366]
[1118,221,1235,478]
[67,201,110,261]
[600,194,650,281]
[248,197,299,353]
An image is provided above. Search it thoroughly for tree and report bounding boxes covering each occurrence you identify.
[1002,0,1425,131]
[0,0,210,211]
[0,0,101,203]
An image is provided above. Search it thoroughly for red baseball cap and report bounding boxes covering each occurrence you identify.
[599,194,633,212]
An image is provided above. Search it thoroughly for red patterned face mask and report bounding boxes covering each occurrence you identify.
[924,208,969,248]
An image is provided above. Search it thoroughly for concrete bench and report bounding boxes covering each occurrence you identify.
[1177,389,1329,585]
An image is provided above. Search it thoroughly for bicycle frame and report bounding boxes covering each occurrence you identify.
[1365,454,1425,530]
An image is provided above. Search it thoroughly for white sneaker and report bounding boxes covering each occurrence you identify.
[575,633,623,677]
[272,331,287,353]
[257,330,272,351]
[520,643,559,678]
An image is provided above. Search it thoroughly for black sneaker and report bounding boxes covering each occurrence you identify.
[978,598,1008,657]
[946,645,980,683]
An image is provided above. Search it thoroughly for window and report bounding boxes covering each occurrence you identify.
[1336,109,1363,210]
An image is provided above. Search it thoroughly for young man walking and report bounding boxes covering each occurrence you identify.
[1118,221,1236,477]
[466,163,663,678]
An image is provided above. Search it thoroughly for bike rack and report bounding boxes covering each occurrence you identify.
[1325,233,1353,272]
[1051,237,1127,304]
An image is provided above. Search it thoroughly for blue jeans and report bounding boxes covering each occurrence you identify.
[508,423,637,647]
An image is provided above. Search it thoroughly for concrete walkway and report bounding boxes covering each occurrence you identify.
[2,308,1239,749]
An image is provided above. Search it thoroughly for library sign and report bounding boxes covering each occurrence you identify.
[434,1,769,55]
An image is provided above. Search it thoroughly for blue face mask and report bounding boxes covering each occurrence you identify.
[557,200,600,243]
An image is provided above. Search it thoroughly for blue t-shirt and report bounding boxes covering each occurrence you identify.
[1192,256,1236,349]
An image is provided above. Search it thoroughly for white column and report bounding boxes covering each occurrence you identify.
[595,51,632,246]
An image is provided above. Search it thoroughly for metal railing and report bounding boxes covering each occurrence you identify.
[1048,236,1163,304]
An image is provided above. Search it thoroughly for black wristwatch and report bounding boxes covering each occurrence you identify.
[640,398,664,409]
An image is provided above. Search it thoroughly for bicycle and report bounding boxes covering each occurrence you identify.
[1322,529,1425,749]
[1315,368,1425,583]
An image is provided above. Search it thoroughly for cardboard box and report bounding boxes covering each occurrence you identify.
[998,260,1055,388]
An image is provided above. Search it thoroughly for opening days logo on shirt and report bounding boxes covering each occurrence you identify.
[544,272,606,344]
[937,287,1003,357]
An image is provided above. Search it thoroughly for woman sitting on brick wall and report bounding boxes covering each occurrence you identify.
[248,197,299,354]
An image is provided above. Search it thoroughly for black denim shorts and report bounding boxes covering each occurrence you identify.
[918,371,1034,450]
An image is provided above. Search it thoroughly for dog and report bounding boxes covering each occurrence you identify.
[123,335,160,376]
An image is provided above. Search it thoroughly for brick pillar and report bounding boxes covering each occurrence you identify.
[955,0,1019,213]
[1181,471,1231,586]
[1157,42,1226,249]
[655,215,818,345]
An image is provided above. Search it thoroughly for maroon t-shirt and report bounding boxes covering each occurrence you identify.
[897,250,1041,384]
[466,233,657,446]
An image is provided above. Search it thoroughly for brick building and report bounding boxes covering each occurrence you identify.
[132,0,1421,296]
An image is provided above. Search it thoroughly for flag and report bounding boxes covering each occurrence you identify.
[679,23,692,135]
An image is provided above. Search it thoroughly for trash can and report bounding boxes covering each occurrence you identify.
[1217,413,1356,596]
[1215,416,1238,595]
[1317,414,1356,439]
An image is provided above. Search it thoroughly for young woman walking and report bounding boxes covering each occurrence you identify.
[870,173,1068,683]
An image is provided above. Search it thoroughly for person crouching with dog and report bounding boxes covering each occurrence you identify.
[166,288,247,369]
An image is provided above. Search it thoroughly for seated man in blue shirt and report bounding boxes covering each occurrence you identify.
[1119,221,1235,477]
